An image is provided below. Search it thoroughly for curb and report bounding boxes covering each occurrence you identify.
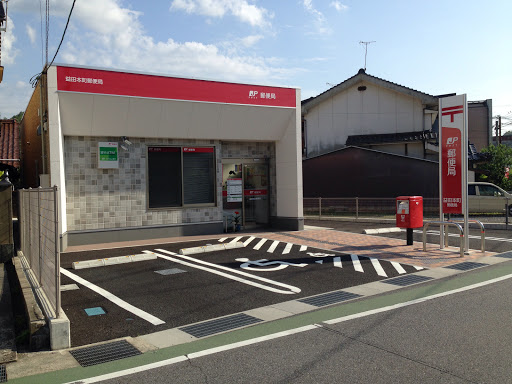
[179,242,245,255]
[72,253,157,270]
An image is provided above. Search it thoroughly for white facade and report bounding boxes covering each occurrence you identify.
[302,70,439,159]
[44,65,303,249]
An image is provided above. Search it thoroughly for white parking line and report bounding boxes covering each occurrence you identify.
[254,238,268,250]
[333,256,342,268]
[369,257,387,277]
[282,243,293,254]
[243,236,256,247]
[300,245,308,252]
[218,238,228,242]
[390,261,407,274]
[351,254,364,273]
[267,240,280,253]
[229,236,243,244]
[151,250,301,294]
[60,268,165,325]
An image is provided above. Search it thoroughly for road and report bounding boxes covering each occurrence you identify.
[60,235,423,347]
[76,260,512,384]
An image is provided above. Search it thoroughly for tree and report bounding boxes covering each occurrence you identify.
[476,144,512,191]
[10,111,24,123]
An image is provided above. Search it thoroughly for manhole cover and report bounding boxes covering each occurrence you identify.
[180,313,262,338]
[445,262,488,271]
[382,274,433,287]
[299,291,362,307]
[70,340,141,367]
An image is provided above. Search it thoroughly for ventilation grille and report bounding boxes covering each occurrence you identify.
[445,262,488,271]
[180,313,262,338]
[299,291,362,307]
[382,274,433,287]
[70,340,141,367]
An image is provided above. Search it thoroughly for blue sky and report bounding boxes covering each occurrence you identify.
[1,0,511,131]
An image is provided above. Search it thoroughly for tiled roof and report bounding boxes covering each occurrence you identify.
[302,68,439,111]
[0,119,20,168]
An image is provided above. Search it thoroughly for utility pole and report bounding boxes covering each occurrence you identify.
[499,115,502,144]
[359,41,376,71]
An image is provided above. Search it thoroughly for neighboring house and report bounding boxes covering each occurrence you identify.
[302,69,440,161]
[301,69,491,198]
[303,146,439,198]
[468,100,493,151]
[21,64,303,250]
[0,119,20,183]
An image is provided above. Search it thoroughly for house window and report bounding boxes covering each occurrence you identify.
[147,146,216,208]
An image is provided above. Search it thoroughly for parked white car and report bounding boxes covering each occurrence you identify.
[468,182,512,215]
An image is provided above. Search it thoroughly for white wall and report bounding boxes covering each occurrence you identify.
[305,81,426,157]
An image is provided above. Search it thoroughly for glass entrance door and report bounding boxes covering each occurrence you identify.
[243,162,269,226]
[222,159,269,228]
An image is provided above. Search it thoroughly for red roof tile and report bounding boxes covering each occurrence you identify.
[0,119,20,168]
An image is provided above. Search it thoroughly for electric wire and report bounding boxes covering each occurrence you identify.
[48,0,76,68]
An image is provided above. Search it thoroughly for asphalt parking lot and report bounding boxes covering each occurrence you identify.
[60,234,425,347]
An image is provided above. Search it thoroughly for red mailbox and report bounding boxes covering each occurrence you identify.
[396,196,423,228]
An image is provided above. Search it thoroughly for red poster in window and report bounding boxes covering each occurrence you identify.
[441,127,462,214]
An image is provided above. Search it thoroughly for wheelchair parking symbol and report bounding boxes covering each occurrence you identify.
[235,258,308,271]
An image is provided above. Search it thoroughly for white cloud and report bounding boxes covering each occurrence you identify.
[302,0,331,35]
[240,34,263,47]
[330,1,348,12]
[26,24,36,44]
[170,0,271,28]
[0,81,33,117]
[2,17,19,65]
[49,1,295,83]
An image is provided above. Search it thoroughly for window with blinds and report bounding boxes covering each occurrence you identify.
[147,146,216,208]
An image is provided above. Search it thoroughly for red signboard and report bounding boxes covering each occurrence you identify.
[441,127,462,213]
[440,95,466,215]
[56,66,296,108]
[183,147,214,153]
[244,189,268,196]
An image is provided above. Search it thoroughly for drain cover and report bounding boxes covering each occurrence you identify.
[495,251,512,259]
[383,274,433,287]
[180,313,262,338]
[84,307,106,316]
[70,340,141,367]
[445,262,488,271]
[299,291,362,307]
[0,365,6,383]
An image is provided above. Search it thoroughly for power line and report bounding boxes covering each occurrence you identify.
[48,0,76,67]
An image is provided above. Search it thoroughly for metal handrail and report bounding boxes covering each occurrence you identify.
[423,221,464,258]
[446,219,485,253]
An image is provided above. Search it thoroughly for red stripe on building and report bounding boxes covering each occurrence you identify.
[57,66,297,108]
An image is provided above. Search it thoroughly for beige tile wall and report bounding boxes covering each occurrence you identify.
[64,136,275,231]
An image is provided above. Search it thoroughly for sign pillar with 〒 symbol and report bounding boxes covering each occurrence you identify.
[98,142,119,169]
[439,94,468,251]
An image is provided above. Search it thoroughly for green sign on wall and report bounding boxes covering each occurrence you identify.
[98,142,119,169]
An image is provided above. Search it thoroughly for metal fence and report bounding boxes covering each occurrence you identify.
[18,187,60,317]
[303,197,510,225]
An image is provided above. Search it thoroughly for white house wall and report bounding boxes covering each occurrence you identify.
[305,81,426,157]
